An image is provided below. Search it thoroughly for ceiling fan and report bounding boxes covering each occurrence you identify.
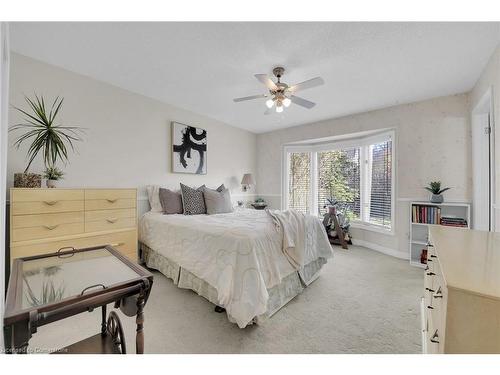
[233,67,324,114]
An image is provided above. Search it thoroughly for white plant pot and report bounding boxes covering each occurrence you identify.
[46,179,58,188]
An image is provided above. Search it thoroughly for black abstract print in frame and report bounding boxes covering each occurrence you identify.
[173,124,207,174]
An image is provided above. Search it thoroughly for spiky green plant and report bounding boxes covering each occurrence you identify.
[43,166,64,181]
[425,181,450,195]
[9,95,84,173]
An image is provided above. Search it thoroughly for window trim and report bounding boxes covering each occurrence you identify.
[282,130,396,235]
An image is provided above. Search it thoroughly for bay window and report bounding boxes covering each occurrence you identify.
[284,131,394,232]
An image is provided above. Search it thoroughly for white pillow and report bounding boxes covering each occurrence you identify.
[146,185,163,212]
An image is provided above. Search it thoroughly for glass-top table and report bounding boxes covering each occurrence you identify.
[4,245,153,354]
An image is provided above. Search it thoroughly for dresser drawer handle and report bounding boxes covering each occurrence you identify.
[430,254,437,258]
[106,218,118,223]
[426,272,436,276]
[106,198,118,203]
[433,287,443,299]
[425,288,435,293]
[44,225,59,230]
[430,330,439,344]
[43,200,58,206]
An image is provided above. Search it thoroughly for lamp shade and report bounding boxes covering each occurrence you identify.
[241,173,255,186]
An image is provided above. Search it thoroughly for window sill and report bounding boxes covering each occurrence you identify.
[350,221,395,236]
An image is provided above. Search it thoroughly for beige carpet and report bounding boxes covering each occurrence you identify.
[29,245,423,354]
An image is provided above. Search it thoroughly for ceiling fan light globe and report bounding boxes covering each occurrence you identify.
[265,99,274,108]
[283,97,291,107]
[276,105,284,113]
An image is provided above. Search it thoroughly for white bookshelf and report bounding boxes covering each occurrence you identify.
[409,201,471,268]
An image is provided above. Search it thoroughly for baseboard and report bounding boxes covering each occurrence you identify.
[351,239,408,260]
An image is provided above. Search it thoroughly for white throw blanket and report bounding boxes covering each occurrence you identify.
[266,209,306,270]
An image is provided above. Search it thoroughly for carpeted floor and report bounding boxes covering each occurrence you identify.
[29,245,423,353]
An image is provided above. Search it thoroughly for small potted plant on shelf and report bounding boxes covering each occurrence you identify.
[425,181,450,203]
[43,166,64,188]
[9,95,83,187]
[251,198,268,210]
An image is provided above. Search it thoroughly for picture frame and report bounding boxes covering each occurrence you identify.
[171,121,207,174]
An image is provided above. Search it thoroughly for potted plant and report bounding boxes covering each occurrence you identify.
[43,166,64,188]
[425,181,450,203]
[9,95,83,187]
[251,197,267,210]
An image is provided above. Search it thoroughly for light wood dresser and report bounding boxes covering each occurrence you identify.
[423,226,500,353]
[9,188,138,262]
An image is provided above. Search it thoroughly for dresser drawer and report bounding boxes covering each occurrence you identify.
[12,222,84,242]
[11,189,84,202]
[12,211,84,229]
[85,198,136,211]
[85,189,136,200]
[85,208,136,221]
[10,229,138,262]
[85,217,136,233]
[12,200,84,215]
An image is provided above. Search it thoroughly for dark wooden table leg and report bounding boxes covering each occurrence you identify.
[101,304,107,336]
[135,295,145,354]
[9,321,31,354]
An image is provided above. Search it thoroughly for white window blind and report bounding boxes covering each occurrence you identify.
[317,148,360,219]
[366,140,392,228]
[288,152,311,214]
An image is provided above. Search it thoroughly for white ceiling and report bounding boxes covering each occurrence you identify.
[10,22,500,134]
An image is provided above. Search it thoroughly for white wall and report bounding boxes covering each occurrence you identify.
[7,53,257,212]
[256,94,471,258]
[470,43,500,229]
[0,23,10,350]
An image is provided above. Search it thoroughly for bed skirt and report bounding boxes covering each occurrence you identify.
[139,242,327,325]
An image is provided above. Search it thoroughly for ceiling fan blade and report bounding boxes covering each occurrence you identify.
[291,95,316,109]
[255,74,278,91]
[233,94,267,102]
[288,77,324,93]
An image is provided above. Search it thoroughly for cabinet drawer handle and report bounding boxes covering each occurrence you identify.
[425,288,435,293]
[44,225,59,230]
[426,272,436,276]
[43,200,58,206]
[427,305,434,309]
[427,242,434,247]
[106,218,118,223]
[433,286,443,299]
[106,198,118,203]
[430,330,439,343]
[430,254,437,258]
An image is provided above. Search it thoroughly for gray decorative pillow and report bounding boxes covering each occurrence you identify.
[203,186,233,215]
[180,183,206,215]
[159,188,183,214]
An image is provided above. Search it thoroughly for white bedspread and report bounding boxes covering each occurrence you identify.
[139,209,332,327]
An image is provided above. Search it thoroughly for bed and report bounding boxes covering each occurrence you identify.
[139,208,333,328]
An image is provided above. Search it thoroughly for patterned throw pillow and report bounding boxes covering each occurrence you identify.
[180,183,206,215]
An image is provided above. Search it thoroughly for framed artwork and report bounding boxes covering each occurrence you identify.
[171,122,207,174]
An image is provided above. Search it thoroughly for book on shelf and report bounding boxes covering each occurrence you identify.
[440,216,468,227]
[411,204,441,224]
[411,203,468,227]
